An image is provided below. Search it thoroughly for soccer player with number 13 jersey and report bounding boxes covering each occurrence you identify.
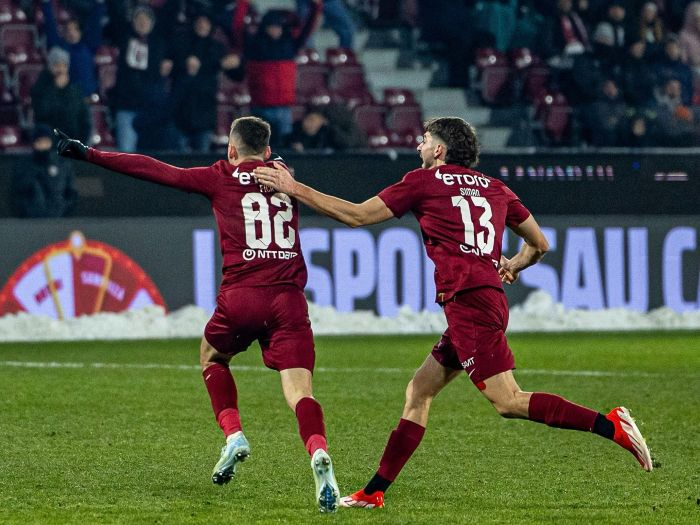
[254,117,653,509]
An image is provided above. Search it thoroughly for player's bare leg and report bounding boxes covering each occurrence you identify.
[280,368,339,513]
[341,355,461,508]
[479,370,652,471]
[201,338,250,485]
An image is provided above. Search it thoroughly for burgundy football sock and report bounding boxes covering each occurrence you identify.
[203,363,242,437]
[295,397,328,455]
[528,392,598,431]
[375,418,426,484]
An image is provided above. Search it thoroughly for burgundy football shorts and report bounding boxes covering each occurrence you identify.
[431,286,515,387]
[204,285,315,372]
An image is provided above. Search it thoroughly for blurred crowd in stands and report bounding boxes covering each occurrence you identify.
[1,0,699,156]
[420,0,700,147]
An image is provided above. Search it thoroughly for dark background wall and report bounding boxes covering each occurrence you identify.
[0,151,697,217]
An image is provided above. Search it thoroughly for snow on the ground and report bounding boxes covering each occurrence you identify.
[0,291,698,342]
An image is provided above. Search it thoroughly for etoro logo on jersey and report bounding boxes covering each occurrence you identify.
[0,231,165,319]
[241,191,299,261]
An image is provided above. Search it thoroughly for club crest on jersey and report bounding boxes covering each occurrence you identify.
[435,168,490,188]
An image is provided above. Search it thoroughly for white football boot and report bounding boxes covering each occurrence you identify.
[311,449,340,513]
[211,431,251,485]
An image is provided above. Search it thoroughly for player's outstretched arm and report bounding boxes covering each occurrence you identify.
[499,215,549,284]
[54,129,212,196]
[254,163,394,227]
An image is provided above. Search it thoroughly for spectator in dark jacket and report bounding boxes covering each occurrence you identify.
[41,0,105,99]
[592,0,628,75]
[655,35,694,105]
[112,6,172,152]
[655,78,697,146]
[621,41,657,107]
[232,0,322,147]
[285,108,332,151]
[541,0,591,62]
[170,11,240,152]
[31,47,91,143]
[584,78,627,146]
[11,125,77,218]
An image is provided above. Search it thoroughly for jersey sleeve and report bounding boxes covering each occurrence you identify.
[503,185,531,228]
[377,169,424,218]
[86,148,215,197]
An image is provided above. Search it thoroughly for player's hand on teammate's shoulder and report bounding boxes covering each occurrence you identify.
[54,129,88,160]
[498,255,518,284]
[254,161,297,196]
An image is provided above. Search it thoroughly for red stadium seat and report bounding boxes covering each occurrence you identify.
[383,88,418,107]
[0,124,27,151]
[386,106,423,133]
[214,105,247,146]
[522,65,550,103]
[326,47,358,67]
[330,65,366,92]
[296,48,322,65]
[475,48,508,70]
[89,105,115,148]
[304,86,332,106]
[13,63,43,104]
[0,24,37,56]
[388,127,422,148]
[296,64,329,103]
[536,92,571,144]
[94,46,119,66]
[0,2,26,25]
[97,63,117,102]
[480,65,513,105]
[354,104,386,135]
[330,87,373,110]
[217,76,251,107]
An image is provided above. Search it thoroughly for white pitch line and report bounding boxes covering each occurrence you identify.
[0,360,694,378]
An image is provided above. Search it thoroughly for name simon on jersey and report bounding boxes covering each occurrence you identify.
[435,169,490,189]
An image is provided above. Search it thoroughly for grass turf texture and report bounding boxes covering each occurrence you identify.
[0,333,698,524]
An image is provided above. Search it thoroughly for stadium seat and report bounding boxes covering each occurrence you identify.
[326,47,358,67]
[94,46,119,66]
[522,65,550,103]
[296,64,329,103]
[89,105,115,148]
[383,88,418,107]
[214,105,247,146]
[536,92,571,144]
[0,124,27,151]
[217,76,251,107]
[480,65,513,105]
[386,106,423,133]
[475,48,508,70]
[388,127,422,148]
[12,63,43,104]
[296,48,322,65]
[330,65,366,92]
[330,87,373,110]
[353,104,387,147]
[304,86,332,106]
[0,1,26,25]
[0,24,38,57]
[97,63,117,102]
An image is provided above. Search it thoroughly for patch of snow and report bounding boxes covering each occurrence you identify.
[0,291,698,342]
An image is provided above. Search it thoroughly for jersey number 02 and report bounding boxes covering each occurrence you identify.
[241,192,295,249]
[451,195,495,255]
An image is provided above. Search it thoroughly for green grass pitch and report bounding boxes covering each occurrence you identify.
[0,332,698,524]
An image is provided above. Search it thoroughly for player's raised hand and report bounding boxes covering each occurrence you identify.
[499,255,518,284]
[54,129,88,160]
[254,161,297,196]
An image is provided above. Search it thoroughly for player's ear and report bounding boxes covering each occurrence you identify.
[263,146,271,160]
[227,143,237,162]
[434,143,444,160]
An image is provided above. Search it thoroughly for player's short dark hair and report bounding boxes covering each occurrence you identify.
[229,117,271,156]
[424,117,480,168]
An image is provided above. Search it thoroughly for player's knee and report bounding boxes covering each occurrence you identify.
[199,338,227,369]
[404,379,433,409]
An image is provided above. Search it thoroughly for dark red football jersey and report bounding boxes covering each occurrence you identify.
[378,164,531,303]
[87,150,307,290]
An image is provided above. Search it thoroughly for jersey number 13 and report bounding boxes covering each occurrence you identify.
[451,195,495,255]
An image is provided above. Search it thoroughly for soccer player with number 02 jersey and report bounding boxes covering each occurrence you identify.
[53,118,340,513]
[254,117,653,509]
